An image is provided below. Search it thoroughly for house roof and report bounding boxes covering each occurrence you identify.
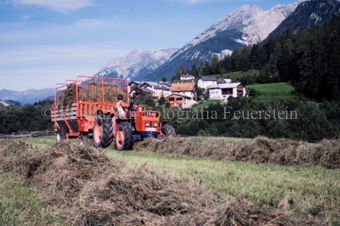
[142,81,159,87]
[133,87,155,93]
[171,83,196,92]
[199,76,217,82]
[154,85,171,91]
[129,81,144,86]
[209,82,242,89]
[161,82,171,87]
[167,94,192,99]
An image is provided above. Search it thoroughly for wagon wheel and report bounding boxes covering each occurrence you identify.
[56,128,66,142]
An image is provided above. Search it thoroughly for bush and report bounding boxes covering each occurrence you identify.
[134,92,155,107]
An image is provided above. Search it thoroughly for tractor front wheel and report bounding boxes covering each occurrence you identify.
[115,122,133,150]
[93,115,113,148]
[161,124,175,137]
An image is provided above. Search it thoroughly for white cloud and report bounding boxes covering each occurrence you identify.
[13,0,92,12]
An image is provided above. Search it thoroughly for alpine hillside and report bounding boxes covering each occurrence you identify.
[269,0,340,37]
[94,48,179,81]
[142,1,304,81]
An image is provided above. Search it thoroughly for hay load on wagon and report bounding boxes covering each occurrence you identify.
[57,81,127,108]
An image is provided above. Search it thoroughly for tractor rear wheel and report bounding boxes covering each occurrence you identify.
[56,128,66,142]
[93,115,113,148]
[115,122,133,150]
[161,124,175,137]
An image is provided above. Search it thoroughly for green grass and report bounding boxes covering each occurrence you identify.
[106,149,340,224]
[191,100,223,111]
[0,172,66,226]
[18,135,57,148]
[214,69,259,80]
[247,82,297,101]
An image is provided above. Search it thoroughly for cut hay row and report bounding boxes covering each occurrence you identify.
[134,136,340,169]
[0,139,328,225]
[57,82,127,108]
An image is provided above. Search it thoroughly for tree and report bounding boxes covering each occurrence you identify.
[327,42,340,99]
[273,42,282,63]
[230,48,241,71]
[198,59,205,77]
[190,64,198,77]
[196,88,205,100]
[172,65,188,81]
[210,54,220,74]
[239,46,251,71]
[277,38,294,81]
[158,95,166,105]
[203,62,212,75]
[135,92,155,107]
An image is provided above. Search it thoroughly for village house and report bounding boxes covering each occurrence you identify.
[167,82,197,108]
[129,81,172,100]
[209,82,247,101]
[131,86,156,97]
[180,74,195,81]
[141,82,171,99]
[197,76,217,90]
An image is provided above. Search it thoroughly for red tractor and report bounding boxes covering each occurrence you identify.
[51,75,175,150]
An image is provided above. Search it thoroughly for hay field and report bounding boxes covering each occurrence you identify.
[0,136,339,225]
[111,137,340,225]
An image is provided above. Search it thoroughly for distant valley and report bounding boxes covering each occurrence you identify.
[0,88,54,104]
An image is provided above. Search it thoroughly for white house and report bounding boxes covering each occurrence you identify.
[197,76,217,90]
[209,82,247,101]
[153,84,171,99]
[170,82,197,100]
[180,74,195,81]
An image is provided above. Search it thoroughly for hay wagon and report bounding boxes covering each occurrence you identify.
[51,75,175,150]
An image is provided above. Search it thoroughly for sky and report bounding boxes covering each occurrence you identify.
[0,0,298,91]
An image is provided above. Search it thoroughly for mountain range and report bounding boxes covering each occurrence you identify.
[144,1,303,81]
[94,48,179,81]
[2,0,340,104]
[269,0,340,37]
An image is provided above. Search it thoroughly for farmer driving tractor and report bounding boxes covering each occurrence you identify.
[116,94,129,118]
